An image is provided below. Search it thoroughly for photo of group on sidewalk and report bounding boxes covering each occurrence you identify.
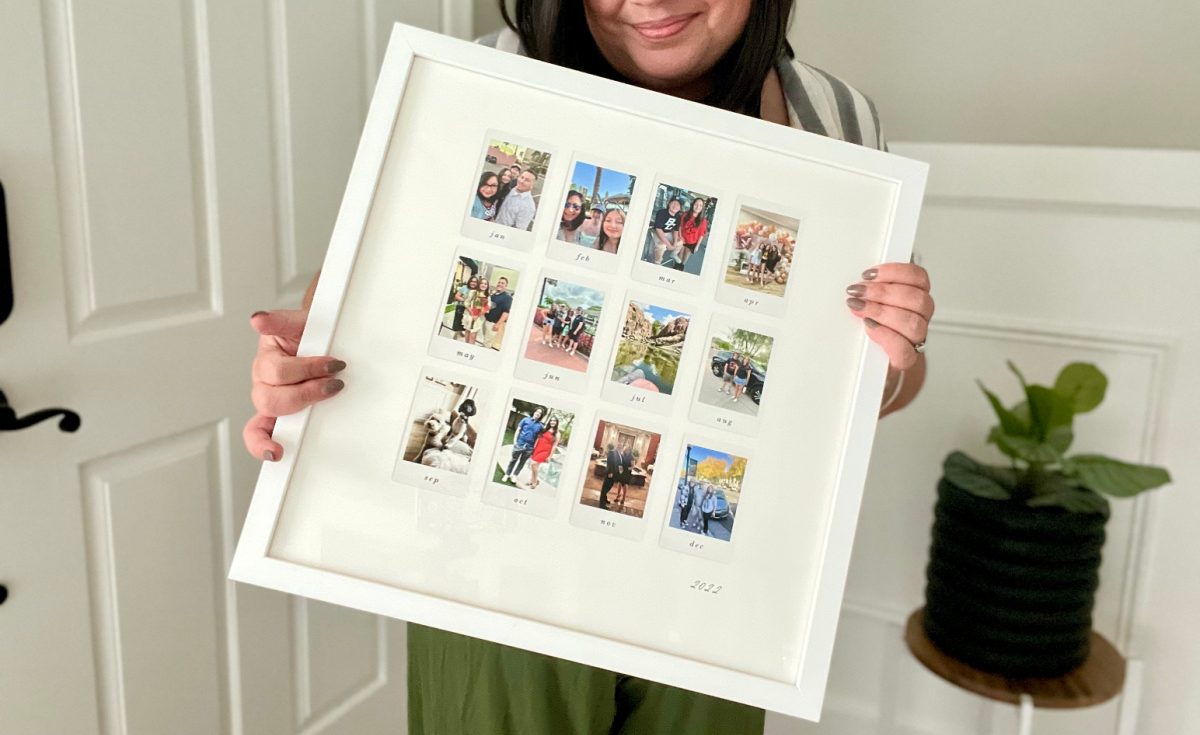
[698,326,774,416]
[556,161,636,253]
[641,183,718,275]
[669,444,747,541]
[523,277,604,373]
[492,399,575,493]
[467,138,553,232]
[724,205,799,298]
[438,256,519,351]
[578,420,661,518]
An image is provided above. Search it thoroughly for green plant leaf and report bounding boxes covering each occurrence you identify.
[1027,484,1111,517]
[1069,455,1172,497]
[943,451,1015,500]
[1046,425,1074,453]
[978,381,1029,437]
[1007,360,1029,389]
[989,429,1062,465]
[1054,363,1108,414]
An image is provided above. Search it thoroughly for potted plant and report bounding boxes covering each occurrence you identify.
[924,361,1171,677]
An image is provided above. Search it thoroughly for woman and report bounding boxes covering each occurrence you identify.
[528,416,559,489]
[557,306,573,349]
[495,167,516,207]
[452,275,478,338]
[557,191,587,243]
[746,238,762,284]
[721,353,738,395]
[470,172,500,221]
[576,203,604,248]
[613,446,636,508]
[539,305,556,346]
[565,307,586,356]
[676,197,709,270]
[246,3,933,732]
[699,484,717,536]
[593,207,625,253]
[463,278,489,345]
[762,240,781,284]
[733,355,753,402]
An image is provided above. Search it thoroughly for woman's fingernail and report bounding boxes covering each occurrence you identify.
[251,310,269,318]
[846,297,867,310]
[846,284,866,297]
[326,359,347,374]
[862,268,878,280]
[864,317,880,328]
[263,450,276,462]
[323,379,345,396]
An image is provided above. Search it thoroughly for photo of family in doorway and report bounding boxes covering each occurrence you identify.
[492,399,575,493]
[725,205,799,298]
[610,301,690,395]
[438,256,519,352]
[578,420,661,518]
[396,375,482,476]
[669,445,746,541]
[698,326,774,416]
[524,277,605,373]
[556,161,636,253]
[468,138,553,231]
[641,183,718,275]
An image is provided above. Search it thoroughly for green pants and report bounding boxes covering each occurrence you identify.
[407,624,765,735]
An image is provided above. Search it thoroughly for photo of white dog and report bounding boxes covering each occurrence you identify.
[398,377,481,478]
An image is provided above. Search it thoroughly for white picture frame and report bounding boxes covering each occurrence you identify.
[229,22,927,721]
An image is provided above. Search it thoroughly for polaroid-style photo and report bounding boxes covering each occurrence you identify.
[569,417,665,540]
[429,253,521,371]
[660,442,749,562]
[716,201,802,317]
[633,182,719,290]
[602,298,693,414]
[546,159,637,273]
[690,319,775,435]
[392,371,488,496]
[461,132,555,249]
[514,275,609,393]
[481,395,581,519]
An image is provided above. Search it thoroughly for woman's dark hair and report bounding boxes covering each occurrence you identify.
[683,197,707,225]
[477,171,500,206]
[561,190,587,232]
[500,0,795,117]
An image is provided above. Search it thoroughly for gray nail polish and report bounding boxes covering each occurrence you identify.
[864,317,880,328]
[862,268,878,281]
[846,297,867,310]
[846,284,866,297]
[251,310,268,318]
[263,450,276,462]
[326,359,347,374]
[323,379,345,396]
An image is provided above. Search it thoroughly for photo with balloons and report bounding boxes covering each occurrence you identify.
[724,205,800,299]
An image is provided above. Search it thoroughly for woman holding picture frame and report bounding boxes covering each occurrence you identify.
[243,0,933,732]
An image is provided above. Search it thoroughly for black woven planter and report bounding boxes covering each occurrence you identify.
[923,477,1107,678]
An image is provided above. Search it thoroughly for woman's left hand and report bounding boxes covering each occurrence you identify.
[846,263,934,370]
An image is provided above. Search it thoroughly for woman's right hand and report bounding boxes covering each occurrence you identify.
[242,309,346,462]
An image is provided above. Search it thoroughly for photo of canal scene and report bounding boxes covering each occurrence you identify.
[609,301,692,395]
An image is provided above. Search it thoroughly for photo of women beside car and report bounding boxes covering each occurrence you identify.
[697,326,773,416]
[668,444,746,541]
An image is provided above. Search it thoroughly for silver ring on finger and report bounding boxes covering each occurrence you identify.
[913,340,926,354]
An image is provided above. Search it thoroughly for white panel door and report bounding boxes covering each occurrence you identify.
[0,2,456,733]
[763,144,1200,735]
